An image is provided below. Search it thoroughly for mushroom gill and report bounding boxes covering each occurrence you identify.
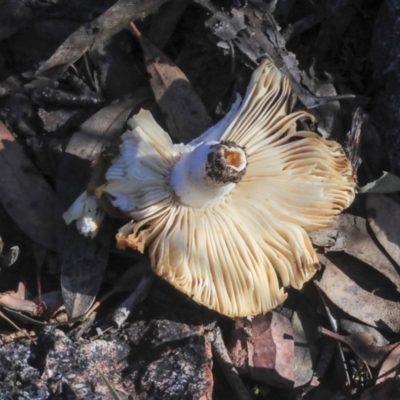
[83,60,356,317]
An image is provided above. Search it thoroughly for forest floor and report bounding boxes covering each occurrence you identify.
[1,1,400,399]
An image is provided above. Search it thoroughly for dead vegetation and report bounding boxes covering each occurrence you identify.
[1,0,400,399]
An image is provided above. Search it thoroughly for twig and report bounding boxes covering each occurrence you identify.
[111,274,154,328]
[210,326,253,400]
[317,287,352,386]
[0,309,31,340]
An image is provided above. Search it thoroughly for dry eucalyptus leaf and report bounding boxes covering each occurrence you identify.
[289,297,321,388]
[360,377,400,400]
[147,0,188,49]
[0,120,56,251]
[131,23,213,143]
[60,221,112,319]
[57,100,136,318]
[310,214,400,289]
[359,171,400,194]
[340,215,400,288]
[319,327,399,368]
[339,317,389,347]
[376,343,400,385]
[57,99,139,210]
[316,256,400,333]
[291,309,314,387]
[367,194,400,268]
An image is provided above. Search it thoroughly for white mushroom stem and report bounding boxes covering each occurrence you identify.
[170,140,247,208]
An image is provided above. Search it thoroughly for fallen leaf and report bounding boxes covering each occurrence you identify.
[0,119,56,250]
[59,222,112,319]
[229,312,295,389]
[360,376,400,400]
[57,100,137,318]
[147,0,188,49]
[315,256,400,332]
[319,327,399,368]
[292,309,314,387]
[310,214,400,290]
[367,194,400,268]
[340,317,389,347]
[290,297,321,388]
[376,343,400,385]
[359,171,400,194]
[131,22,213,143]
[340,216,400,289]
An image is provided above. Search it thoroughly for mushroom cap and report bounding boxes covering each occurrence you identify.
[104,60,356,317]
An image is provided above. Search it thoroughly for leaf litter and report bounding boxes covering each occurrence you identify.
[1,0,400,399]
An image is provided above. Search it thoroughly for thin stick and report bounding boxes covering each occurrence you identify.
[317,287,351,386]
[210,326,253,400]
[111,274,154,328]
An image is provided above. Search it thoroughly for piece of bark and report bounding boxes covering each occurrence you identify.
[36,0,170,77]
[125,320,213,400]
[229,312,295,389]
[211,326,253,400]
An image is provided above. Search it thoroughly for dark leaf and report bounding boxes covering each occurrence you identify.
[316,256,400,333]
[367,194,400,269]
[319,327,399,368]
[310,214,400,290]
[376,344,400,385]
[0,120,56,250]
[131,23,213,143]
[57,99,137,318]
[291,299,320,388]
[360,377,400,400]
[148,0,188,49]
[360,171,400,194]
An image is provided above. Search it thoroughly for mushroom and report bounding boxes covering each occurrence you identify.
[65,60,356,317]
